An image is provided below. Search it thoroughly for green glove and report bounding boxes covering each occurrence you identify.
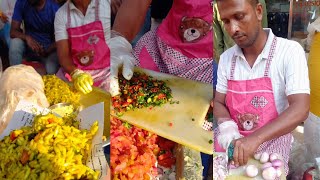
[71,69,93,94]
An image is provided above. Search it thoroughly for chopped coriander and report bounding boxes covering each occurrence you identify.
[123,122,132,129]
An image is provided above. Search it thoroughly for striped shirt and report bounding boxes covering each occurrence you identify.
[216,28,310,114]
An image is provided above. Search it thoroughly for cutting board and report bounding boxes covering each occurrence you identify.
[110,67,213,154]
[213,153,286,179]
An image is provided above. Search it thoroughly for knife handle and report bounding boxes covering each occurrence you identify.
[227,143,234,161]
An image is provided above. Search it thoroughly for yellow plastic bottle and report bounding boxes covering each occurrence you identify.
[308,32,320,116]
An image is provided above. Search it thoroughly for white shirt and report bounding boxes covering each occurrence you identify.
[54,0,110,42]
[216,29,310,114]
[0,0,17,29]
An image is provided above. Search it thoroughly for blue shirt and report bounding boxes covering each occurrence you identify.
[213,60,218,89]
[12,0,59,50]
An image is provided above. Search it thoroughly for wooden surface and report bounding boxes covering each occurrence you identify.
[111,68,213,154]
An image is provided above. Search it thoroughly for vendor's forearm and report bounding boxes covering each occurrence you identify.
[213,101,232,123]
[251,94,310,143]
[56,40,76,74]
[213,92,232,124]
[59,57,76,74]
[112,0,151,41]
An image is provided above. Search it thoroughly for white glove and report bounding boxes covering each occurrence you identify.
[217,121,242,150]
[108,35,135,96]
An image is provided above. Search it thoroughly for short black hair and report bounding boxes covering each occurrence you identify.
[216,0,259,7]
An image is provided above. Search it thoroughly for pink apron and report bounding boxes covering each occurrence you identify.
[133,0,214,131]
[133,0,214,84]
[213,37,292,175]
[56,0,110,91]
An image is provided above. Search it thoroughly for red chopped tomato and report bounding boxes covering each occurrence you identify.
[157,93,166,99]
[158,151,172,161]
[158,158,176,168]
[122,102,130,107]
[10,132,17,141]
[110,117,159,179]
[48,118,54,124]
[113,102,120,108]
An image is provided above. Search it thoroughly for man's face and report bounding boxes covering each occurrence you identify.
[28,0,41,6]
[217,0,263,48]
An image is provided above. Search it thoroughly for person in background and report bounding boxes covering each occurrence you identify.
[213,0,310,176]
[213,0,268,62]
[54,0,110,94]
[0,0,17,48]
[9,0,59,75]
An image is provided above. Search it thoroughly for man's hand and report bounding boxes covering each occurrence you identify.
[71,69,94,94]
[108,35,135,97]
[217,121,242,150]
[232,135,262,167]
[25,35,42,54]
[0,13,8,23]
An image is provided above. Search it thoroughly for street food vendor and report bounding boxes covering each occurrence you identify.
[213,0,310,176]
[54,0,110,94]
[109,0,216,97]
[109,0,217,177]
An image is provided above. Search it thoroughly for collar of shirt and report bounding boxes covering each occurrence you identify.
[69,0,96,12]
[233,28,276,64]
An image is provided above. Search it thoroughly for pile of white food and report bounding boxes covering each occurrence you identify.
[0,65,49,134]
[212,154,228,180]
[157,165,176,180]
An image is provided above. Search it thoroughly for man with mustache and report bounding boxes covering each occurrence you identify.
[9,0,60,74]
[213,0,268,62]
[213,0,310,177]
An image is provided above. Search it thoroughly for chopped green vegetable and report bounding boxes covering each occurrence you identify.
[112,72,176,115]
[123,122,132,129]
[208,140,213,144]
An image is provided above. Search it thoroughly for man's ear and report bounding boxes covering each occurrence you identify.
[256,3,263,22]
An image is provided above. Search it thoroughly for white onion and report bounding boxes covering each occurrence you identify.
[261,162,273,170]
[271,159,283,168]
[254,153,262,160]
[269,153,279,162]
[260,152,270,163]
[245,165,259,177]
[275,167,282,177]
[262,167,277,180]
